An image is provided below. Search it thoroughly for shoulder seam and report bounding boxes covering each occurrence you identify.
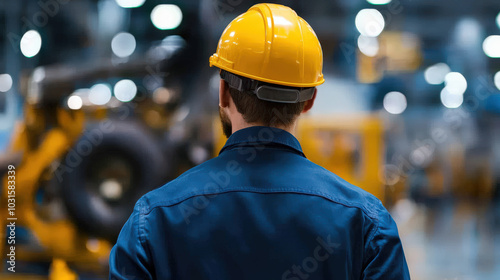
[144,187,380,219]
[137,199,153,259]
[362,213,381,265]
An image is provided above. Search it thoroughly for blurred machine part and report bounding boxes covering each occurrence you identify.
[214,114,386,201]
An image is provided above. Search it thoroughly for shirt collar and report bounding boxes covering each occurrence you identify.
[219,126,305,157]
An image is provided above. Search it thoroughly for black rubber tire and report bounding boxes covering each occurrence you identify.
[60,120,170,241]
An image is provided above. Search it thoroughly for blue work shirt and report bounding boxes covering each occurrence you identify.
[109,126,410,280]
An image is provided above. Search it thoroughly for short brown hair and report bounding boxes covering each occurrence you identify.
[228,87,306,127]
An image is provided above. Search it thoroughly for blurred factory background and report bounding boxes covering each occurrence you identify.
[0,0,500,279]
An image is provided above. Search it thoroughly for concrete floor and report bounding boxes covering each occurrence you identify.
[393,198,500,280]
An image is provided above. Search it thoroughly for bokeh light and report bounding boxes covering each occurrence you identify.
[494,71,500,90]
[424,63,451,85]
[440,88,463,108]
[367,0,392,4]
[357,35,379,57]
[383,91,407,114]
[20,30,42,58]
[115,0,145,8]
[99,179,123,200]
[114,79,137,102]
[67,95,83,110]
[153,87,172,104]
[444,72,467,95]
[355,9,385,37]
[483,35,500,58]
[32,67,45,83]
[151,4,183,30]
[0,74,13,92]
[89,83,112,105]
[111,32,136,58]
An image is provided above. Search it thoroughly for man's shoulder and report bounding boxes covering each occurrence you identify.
[137,156,227,212]
[297,158,386,219]
[138,155,384,220]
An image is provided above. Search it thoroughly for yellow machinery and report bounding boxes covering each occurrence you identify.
[297,115,385,201]
[214,114,386,202]
[0,45,186,278]
[0,104,110,279]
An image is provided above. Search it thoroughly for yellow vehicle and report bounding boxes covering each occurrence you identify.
[0,56,183,278]
[214,114,386,202]
[1,104,108,279]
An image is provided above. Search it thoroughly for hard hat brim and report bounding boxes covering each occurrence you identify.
[209,54,325,88]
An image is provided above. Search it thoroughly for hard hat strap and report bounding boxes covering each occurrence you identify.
[220,70,314,104]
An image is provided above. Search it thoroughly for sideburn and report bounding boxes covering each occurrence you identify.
[219,107,232,138]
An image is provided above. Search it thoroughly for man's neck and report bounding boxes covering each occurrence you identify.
[231,122,296,136]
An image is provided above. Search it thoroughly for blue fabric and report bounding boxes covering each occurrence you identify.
[109,126,410,280]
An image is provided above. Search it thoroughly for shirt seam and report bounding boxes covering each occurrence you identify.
[224,139,300,150]
[218,126,305,158]
[137,199,153,260]
[144,187,379,219]
[222,144,305,157]
[363,217,381,266]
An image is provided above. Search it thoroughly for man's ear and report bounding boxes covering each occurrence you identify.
[219,79,231,108]
[302,88,317,113]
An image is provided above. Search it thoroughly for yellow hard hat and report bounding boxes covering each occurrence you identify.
[209,3,325,89]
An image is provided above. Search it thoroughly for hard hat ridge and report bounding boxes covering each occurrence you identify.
[210,3,324,93]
